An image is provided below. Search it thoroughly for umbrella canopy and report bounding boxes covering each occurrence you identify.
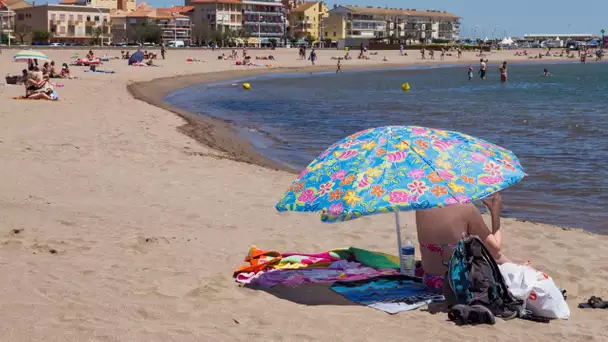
[128,50,145,65]
[276,126,525,223]
[13,50,51,62]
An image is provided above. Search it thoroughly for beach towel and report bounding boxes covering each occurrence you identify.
[234,246,401,287]
[234,246,400,277]
[331,275,444,314]
[13,96,58,101]
[237,260,398,287]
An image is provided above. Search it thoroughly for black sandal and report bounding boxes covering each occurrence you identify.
[578,296,608,309]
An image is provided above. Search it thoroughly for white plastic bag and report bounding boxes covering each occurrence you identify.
[499,263,570,319]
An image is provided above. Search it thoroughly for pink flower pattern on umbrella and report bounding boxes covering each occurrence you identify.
[275,126,525,223]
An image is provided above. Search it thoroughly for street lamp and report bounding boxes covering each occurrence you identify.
[491,25,498,41]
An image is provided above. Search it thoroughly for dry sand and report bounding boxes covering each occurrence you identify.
[0,48,607,341]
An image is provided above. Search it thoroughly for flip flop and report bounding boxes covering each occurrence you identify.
[578,296,608,309]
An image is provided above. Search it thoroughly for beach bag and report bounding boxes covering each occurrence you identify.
[499,263,570,319]
[444,236,524,318]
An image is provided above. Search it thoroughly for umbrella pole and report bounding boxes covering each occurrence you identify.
[394,211,405,275]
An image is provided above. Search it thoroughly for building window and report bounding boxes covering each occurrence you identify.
[59,14,65,20]
[77,15,83,21]
[86,15,91,21]
[51,14,56,20]
[332,31,336,37]
[59,26,66,33]
[94,16,100,22]
[17,13,24,20]
[69,14,74,21]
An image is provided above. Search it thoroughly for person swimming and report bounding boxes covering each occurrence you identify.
[468,66,474,80]
[543,68,549,76]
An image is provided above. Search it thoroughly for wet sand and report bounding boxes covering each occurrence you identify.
[0,48,607,341]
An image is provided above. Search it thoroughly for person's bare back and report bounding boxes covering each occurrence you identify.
[415,194,508,278]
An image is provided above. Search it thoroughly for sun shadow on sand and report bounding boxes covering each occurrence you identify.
[244,284,357,306]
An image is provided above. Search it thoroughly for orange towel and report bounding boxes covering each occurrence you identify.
[233,247,282,276]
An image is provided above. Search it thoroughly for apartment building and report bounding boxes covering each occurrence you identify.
[121,4,193,45]
[1,8,15,43]
[59,0,136,12]
[287,1,327,40]
[1,0,33,44]
[13,4,111,44]
[327,5,460,45]
[241,0,284,41]
[405,9,460,41]
[186,0,243,37]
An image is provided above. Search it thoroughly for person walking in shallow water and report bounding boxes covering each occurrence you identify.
[499,61,508,83]
[336,59,342,74]
[479,58,487,80]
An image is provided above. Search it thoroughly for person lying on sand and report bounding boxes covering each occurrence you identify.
[86,65,115,74]
[357,52,370,60]
[255,55,275,60]
[416,193,509,293]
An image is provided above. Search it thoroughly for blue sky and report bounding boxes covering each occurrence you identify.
[50,0,607,37]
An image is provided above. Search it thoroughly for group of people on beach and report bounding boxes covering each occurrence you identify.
[20,58,67,100]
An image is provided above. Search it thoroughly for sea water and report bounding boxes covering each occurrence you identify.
[165,63,608,233]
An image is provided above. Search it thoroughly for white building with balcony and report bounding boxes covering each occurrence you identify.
[241,0,284,42]
[328,5,460,45]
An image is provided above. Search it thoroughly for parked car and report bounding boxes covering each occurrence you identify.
[50,42,64,47]
[167,40,185,47]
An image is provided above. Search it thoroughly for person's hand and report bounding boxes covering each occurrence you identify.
[482,193,503,215]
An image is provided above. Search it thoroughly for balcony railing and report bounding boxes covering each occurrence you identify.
[248,32,283,37]
[242,11,282,16]
[243,21,282,26]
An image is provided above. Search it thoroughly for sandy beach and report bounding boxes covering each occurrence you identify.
[1,47,607,341]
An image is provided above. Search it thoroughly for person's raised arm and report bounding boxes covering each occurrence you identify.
[467,194,509,264]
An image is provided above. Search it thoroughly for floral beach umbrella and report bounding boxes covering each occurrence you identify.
[12,50,51,62]
[275,126,526,271]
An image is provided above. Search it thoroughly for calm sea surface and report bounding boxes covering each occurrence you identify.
[165,63,608,233]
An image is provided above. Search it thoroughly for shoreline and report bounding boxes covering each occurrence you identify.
[128,59,600,232]
[129,57,579,175]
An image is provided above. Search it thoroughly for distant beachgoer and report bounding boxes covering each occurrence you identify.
[160,44,166,60]
[420,48,426,60]
[479,58,487,79]
[399,44,404,56]
[429,50,435,60]
[543,68,549,77]
[457,47,462,59]
[468,66,474,80]
[440,47,446,60]
[383,56,388,62]
[499,61,508,83]
[310,49,317,66]
[581,53,586,64]
[336,59,342,73]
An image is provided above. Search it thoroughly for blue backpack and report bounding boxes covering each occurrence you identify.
[444,236,524,318]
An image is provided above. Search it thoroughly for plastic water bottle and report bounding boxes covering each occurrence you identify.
[400,238,416,277]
